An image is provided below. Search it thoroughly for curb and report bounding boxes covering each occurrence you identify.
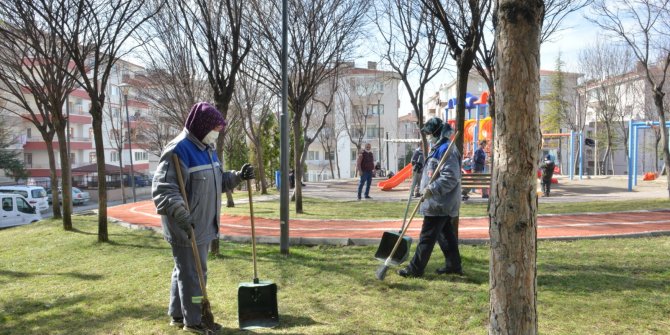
[109,217,670,247]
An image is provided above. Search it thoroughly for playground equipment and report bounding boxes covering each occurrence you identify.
[378,163,413,190]
[445,91,584,181]
[627,120,670,191]
[445,91,491,156]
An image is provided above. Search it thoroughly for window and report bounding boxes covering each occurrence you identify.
[328,151,335,160]
[351,149,358,160]
[351,126,365,138]
[135,151,148,161]
[112,107,120,119]
[2,197,12,211]
[110,151,119,162]
[24,153,32,167]
[70,153,76,164]
[366,127,382,138]
[89,128,94,139]
[307,151,320,161]
[368,104,384,115]
[27,128,32,138]
[17,197,32,214]
[89,152,96,163]
[31,189,46,198]
[69,127,74,138]
[111,86,119,96]
[374,82,384,92]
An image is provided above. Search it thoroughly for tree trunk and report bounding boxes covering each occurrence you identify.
[254,141,268,194]
[226,191,234,207]
[45,140,62,220]
[91,104,108,242]
[652,92,670,198]
[489,1,543,334]
[119,149,126,203]
[55,126,73,230]
[292,114,304,214]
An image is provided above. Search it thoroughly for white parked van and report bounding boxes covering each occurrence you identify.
[0,185,49,213]
[0,193,42,228]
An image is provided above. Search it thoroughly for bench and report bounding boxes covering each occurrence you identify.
[461,173,492,189]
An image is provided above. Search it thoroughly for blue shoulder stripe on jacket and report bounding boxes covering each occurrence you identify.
[431,141,450,159]
[173,138,220,169]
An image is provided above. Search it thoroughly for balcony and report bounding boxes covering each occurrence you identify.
[23,137,93,151]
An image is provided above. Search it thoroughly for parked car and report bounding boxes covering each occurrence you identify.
[47,187,91,206]
[0,185,49,213]
[0,193,41,228]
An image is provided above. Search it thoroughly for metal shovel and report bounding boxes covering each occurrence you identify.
[374,175,418,266]
[238,179,279,330]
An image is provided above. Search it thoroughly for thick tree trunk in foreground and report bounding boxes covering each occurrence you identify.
[489,1,544,334]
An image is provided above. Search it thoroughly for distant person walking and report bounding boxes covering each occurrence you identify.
[411,145,424,197]
[473,140,489,198]
[357,143,374,200]
[540,155,556,197]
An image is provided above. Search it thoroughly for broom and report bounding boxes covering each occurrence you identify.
[375,131,460,280]
[172,154,216,331]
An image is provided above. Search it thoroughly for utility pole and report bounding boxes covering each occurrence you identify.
[118,83,137,202]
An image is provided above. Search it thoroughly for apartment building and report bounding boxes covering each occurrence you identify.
[1,59,152,187]
[304,61,401,181]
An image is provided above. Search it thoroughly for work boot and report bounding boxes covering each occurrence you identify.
[436,266,463,276]
[183,323,222,334]
[169,317,184,328]
[397,267,422,278]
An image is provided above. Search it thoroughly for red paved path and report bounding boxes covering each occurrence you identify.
[108,200,670,242]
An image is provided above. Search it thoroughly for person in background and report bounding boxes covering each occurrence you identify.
[461,157,473,201]
[398,117,463,278]
[152,102,254,334]
[411,145,424,197]
[356,143,374,200]
[540,154,556,197]
[473,139,489,198]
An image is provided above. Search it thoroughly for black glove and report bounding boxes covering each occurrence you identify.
[413,162,423,173]
[240,163,255,180]
[173,206,193,238]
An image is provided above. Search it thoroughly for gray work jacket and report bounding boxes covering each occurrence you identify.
[419,140,462,217]
[152,129,242,247]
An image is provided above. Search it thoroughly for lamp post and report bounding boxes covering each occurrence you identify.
[374,92,383,173]
[118,83,136,203]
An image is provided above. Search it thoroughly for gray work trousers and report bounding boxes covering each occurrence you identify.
[169,242,209,327]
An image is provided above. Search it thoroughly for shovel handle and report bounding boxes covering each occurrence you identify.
[399,173,419,233]
[384,131,460,264]
[247,179,259,282]
[172,154,208,300]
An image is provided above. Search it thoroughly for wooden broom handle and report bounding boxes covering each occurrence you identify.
[172,154,208,299]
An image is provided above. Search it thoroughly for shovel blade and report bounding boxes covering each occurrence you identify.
[238,280,279,330]
[374,231,412,266]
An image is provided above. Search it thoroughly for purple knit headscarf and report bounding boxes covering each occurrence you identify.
[184,102,227,141]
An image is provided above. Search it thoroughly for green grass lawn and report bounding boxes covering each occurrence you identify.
[224,196,670,220]
[1,215,669,334]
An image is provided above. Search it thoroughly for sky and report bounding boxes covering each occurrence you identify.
[379,11,602,115]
